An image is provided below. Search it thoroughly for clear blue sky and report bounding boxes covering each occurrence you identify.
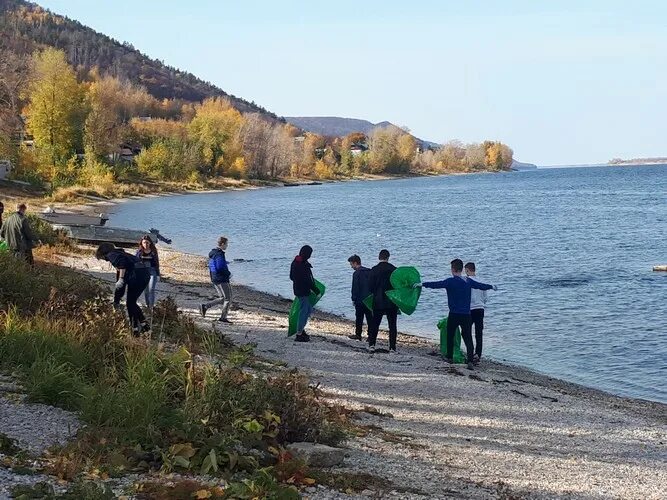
[38,0,667,165]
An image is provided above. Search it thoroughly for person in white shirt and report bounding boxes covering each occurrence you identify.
[465,262,487,364]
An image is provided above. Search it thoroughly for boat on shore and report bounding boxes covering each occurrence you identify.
[52,225,172,247]
[38,211,109,226]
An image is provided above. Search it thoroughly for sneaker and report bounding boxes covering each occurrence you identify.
[294,333,310,343]
[389,348,397,355]
[473,354,481,365]
[140,322,151,333]
[218,317,233,324]
[367,344,376,353]
[348,334,362,341]
[199,304,207,317]
[131,327,140,337]
[466,362,475,370]
[443,357,454,364]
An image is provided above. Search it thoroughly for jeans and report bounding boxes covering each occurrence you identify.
[144,268,159,308]
[354,302,372,337]
[446,313,473,362]
[296,295,313,333]
[368,308,398,350]
[204,282,232,319]
[471,308,485,357]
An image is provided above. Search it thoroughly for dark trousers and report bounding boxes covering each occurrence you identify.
[126,272,150,331]
[368,308,398,350]
[446,312,473,362]
[354,302,372,337]
[471,308,485,357]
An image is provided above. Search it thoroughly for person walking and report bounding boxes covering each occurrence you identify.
[347,254,372,341]
[417,258,496,369]
[0,202,38,265]
[136,235,160,309]
[290,245,319,343]
[96,242,151,336]
[465,262,487,364]
[367,249,399,353]
[199,236,233,324]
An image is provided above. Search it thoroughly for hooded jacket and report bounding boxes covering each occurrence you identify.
[208,248,231,284]
[290,255,318,297]
[368,261,397,311]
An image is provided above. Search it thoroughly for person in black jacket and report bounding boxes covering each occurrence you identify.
[367,249,398,353]
[289,245,319,342]
[199,236,233,324]
[96,242,151,336]
[347,254,372,341]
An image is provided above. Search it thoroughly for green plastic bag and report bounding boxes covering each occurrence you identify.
[385,266,421,315]
[287,279,326,336]
[437,318,466,363]
[0,240,7,253]
[362,293,373,312]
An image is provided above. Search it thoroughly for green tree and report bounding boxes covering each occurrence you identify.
[24,48,83,178]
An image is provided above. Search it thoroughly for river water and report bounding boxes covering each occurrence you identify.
[111,165,667,403]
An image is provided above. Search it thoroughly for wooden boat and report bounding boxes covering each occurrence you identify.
[38,212,108,226]
[52,224,172,247]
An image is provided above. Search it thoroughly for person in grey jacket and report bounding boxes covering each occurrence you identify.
[347,254,372,341]
[0,203,38,265]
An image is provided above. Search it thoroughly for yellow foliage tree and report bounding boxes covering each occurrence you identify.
[24,48,83,178]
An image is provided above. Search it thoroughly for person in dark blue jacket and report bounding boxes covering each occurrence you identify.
[199,236,233,323]
[417,258,497,369]
[96,242,151,336]
[347,254,372,341]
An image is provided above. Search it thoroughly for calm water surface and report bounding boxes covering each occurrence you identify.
[111,165,667,403]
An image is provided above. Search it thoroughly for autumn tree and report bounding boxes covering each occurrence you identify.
[24,48,84,178]
[0,49,28,163]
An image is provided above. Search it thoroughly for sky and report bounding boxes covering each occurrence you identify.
[37,0,667,166]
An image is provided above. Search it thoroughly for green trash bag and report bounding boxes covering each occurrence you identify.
[362,293,374,312]
[287,279,326,336]
[437,318,466,363]
[0,240,7,253]
[385,266,421,315]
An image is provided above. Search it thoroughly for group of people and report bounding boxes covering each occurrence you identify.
[0,201,39,265]
[1,200,493,365]
[291,247,497,369]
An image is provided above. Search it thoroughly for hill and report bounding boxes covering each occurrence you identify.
[0,0,280,120]
[285,116,440,149]
[511,160,538,170]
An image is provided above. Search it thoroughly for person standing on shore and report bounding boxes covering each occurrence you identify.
[290,245,319,342]
[96,242,151,336]
[136,235,160,309]
[417,258,496,369]
[347,254,372,341]
[0,201,4,229]
[367,249,399,353]
[0,202,38,265]
[465,262,487,364]
[199,236,233,324]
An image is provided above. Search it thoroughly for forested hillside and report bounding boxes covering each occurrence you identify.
[0,0,278,118]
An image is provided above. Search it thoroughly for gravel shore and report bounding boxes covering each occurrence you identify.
[54,248,667,499]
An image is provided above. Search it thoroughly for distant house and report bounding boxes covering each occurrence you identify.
[0,160,12,180]
[350,142,368,156]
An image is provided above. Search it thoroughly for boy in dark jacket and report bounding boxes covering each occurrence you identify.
[199,236,233,323]
[347,254,372,341]
[418,258,497,369]
[367,249,398,353]
[290,245,319,342]
[96,242,151,336]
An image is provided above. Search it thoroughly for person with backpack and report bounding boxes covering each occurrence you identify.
[347,254,372,341]
[136,235,160,309]
[95,242,151,336]
[290,245,319,343]
[367,249,399,353]
[199,236,233,323]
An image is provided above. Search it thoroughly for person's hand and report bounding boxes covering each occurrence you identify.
[493,285,498,291]
[114,278,125,290]
[412,283,422,289]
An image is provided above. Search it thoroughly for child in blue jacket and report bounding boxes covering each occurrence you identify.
[199,236,233,323]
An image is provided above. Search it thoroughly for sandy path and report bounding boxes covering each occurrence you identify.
[61,248,667,499]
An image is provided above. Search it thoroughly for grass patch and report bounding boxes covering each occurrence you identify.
[0,251,349,490]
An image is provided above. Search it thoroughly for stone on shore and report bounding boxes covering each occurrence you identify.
[286,442,345,467]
